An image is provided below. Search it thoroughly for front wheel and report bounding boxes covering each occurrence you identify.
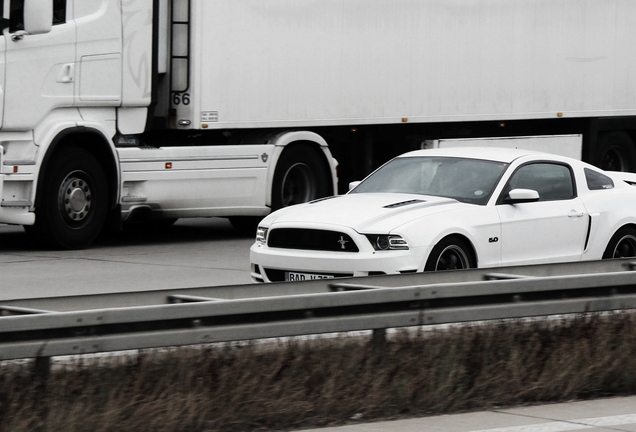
[424,236,476,271]
[603,227,636,259]
[33,147,108,249]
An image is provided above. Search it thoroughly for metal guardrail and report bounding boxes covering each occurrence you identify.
[2,260,636,362]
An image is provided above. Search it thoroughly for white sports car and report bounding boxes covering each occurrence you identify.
[250,147,636,283]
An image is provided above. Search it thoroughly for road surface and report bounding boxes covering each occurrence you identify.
[0,218,254,301]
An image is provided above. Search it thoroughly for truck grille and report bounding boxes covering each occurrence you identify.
[268,228,359,252]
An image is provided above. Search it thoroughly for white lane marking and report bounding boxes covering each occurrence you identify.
[471,413,636,432]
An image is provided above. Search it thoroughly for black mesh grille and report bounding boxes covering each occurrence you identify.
[268,228,359,252]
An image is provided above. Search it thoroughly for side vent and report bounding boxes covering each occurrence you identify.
[384,199,425,209]
[309,196,338,204]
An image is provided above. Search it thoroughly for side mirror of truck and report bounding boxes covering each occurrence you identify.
[23,0,53,35]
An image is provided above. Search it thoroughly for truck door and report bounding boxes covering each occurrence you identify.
[0,0,6,128]
[3,0,75,130]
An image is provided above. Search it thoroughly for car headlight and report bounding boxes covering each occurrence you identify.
[256,227,269,245]
[366,234,409,251]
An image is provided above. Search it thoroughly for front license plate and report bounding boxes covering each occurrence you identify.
[285,272,334,281]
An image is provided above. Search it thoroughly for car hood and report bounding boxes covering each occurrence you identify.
[264,193,464,233]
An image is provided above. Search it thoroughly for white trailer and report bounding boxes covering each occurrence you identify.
[2,0,636,248]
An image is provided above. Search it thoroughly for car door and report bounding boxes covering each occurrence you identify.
[496,162,589,265]
[3,0,75,130]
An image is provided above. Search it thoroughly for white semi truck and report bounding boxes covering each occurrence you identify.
[2,0,636,248]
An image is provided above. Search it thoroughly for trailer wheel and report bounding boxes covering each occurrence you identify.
[595,132,636,172]
[34,147,108,249]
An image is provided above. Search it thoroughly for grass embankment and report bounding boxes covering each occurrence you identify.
[1,312,636,432]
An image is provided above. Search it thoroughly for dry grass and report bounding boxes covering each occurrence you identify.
[1,312,636,432]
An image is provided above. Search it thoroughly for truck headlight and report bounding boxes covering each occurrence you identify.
[366,235,409,251]
[256,227,269,245]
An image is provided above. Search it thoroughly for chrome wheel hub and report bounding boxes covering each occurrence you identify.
[60,172,92,222]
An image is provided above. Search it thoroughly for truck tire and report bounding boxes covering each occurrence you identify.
[271,144,332,210]
[230,144,332,235]
[595,132,636,172]
[34,147,108,249]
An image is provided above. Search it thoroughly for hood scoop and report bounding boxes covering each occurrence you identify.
[384,199,426,208]
[309,196,339,204]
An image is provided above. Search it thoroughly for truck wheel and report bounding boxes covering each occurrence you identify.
[271,144,332,210]
[595,132,636,172]
[230,144,331,235]
[34,147,108,249]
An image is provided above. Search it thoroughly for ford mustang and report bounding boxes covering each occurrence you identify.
[250,147,636,282]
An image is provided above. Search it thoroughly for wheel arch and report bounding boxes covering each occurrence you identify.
[265,131,338,208]
[603,223,636,259]
[422,232,478,271]
[35,127,119,211]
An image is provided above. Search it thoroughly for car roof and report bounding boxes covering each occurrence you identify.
[398,146,546,164]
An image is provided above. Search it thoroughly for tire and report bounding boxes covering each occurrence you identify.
[271,144,332,211]
[594,132,636,172]
[603,226,636,259]
[34,147,109,249]
[424,236,476,271]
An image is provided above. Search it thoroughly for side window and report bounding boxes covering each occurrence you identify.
[585,168,614,190]
[9,0,65,33]
[504,163,575,202]
[9,0,24,33]
[53,0,66,25]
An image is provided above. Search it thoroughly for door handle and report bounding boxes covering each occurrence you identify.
[568,210,585,218]
[57,64,75,83]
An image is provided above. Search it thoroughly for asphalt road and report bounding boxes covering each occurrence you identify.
[0,218,254,301]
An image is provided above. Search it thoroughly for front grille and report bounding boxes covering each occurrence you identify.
[268,228,359,252]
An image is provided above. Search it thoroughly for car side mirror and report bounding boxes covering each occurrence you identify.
[505,188,540,204]
[348,181,361,191]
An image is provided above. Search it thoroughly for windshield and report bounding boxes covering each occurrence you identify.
[349,156,509,205]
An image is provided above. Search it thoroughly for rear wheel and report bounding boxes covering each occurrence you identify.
[231,144,332,235]
[271,144,332,210]
[425,236,475,271]
[33,147,108,249]
[595,132,636,172]
[603,227,636,259]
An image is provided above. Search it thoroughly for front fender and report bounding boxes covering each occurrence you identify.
[393,206,502,270]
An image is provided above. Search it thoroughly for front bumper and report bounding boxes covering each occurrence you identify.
[250,243,428,283]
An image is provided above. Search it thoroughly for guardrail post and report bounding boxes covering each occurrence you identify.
[34,356,51,381]
[372,328,387,364]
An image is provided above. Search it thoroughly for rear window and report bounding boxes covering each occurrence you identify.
[585,168,614,190]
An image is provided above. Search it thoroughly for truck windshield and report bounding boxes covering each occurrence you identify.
[349,156,509,205]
